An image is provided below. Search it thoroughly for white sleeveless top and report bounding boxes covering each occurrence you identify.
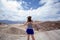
[27,22,33,29]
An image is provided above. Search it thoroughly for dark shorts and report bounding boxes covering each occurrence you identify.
[26,29,34,35]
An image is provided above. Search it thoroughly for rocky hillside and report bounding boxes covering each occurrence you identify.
[33,21,60,31]
[0,21,60,40]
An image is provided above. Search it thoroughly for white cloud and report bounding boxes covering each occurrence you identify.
[0,0,60,21]
[32,0,60,21]
[1,0,23,11]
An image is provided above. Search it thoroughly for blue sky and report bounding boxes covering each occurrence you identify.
[17,0,46,10]
[0,0,60,21]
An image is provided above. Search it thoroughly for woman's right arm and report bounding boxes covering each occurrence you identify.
[19,22,28,27]
[24,22,28,26]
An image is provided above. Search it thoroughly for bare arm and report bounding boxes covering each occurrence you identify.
[24,22,28,26]
[19,22,28,27]
[32,22,37,25]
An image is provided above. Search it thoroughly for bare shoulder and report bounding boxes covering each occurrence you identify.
[32,21,37,25]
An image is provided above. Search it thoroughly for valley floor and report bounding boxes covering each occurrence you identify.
[0,24,60,40]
